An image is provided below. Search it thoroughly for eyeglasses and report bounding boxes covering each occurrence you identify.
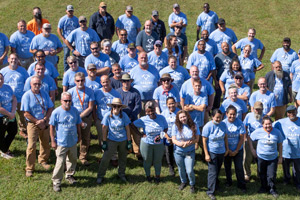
[162,79,171,82]
[68,62,76,65]
[112,105,122,108]
[33,83,42,86]
[101,6,107,8]
[89,68,96,72]
[79,20,86,23]
[91,47,98,50]
[76,79,84,82]
[63,100,72,103]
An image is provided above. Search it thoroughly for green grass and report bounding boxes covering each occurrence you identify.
[1,0,300,199]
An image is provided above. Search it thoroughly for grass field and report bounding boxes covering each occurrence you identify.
[1,0,300,199]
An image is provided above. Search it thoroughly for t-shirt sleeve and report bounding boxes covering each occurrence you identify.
[133,118,145,128]
[135,32,142,47]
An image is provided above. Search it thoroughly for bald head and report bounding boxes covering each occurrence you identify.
[145,20,152,33]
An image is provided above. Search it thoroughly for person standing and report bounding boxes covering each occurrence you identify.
[136,20,158,53]
[118,43,138,73]
[0,32,10,68]
[147,40,168,72]
[50,92,82,192]
[149,10,166,42]
[27,7,49,35]
[196,3,218,36]
[111,29,131,59]
[168,3,187,34]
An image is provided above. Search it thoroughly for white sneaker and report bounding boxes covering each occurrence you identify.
[0,151,14,159]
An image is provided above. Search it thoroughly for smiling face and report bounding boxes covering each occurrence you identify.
[146,108,156,119]
[263,119,272,132]
[179,112,187,124]
[61,94,72,110]
[166,98,176,112]
[75,76,85,89]
[8,54,18,68]
[36,51,46,64]
[226,109,237,123]
[18,21,27,34]
[30,77,42,93]
[34,64,45,77]
[213,112,223,124]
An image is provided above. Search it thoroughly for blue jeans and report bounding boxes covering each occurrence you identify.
[63,43,70,72]
[174,150,195,186]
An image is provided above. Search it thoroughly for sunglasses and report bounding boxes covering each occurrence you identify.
[68,62,76,65]
[162,79,171,82]
[235,77,243,80]
[89,68,96,72]
[101,6,107,8]
[33,83,42,86]
[122,80,131,82]
[79,20,86,23]
[112,105,122,108]
[155,45,162,47]
[63,100,72,103]
[36,56,45,58]
[76,79,84,82]
[120,34,127,36]
[91,47,98,50]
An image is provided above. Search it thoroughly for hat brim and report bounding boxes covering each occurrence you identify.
[107,103,127,109]
[121,79,133,81]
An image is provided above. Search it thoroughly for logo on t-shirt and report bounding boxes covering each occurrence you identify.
[142,74,150,80]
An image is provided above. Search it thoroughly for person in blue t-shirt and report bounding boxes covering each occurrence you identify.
[196,3,218,36]
[118,42,138,73]
[273,105,300,190]
[115,5,141,43]
[172,110,200,193]
[193,30,218,56]
[50,91,82,192]
[147,40,168,72]
[161,97,179,176]
[163,35,182,66]
[223,106,246,191]
[96,98,132,184]
[133,101,168,183]
[0,73,17,159]
[250,116,283,197]
[202,109,229,200]
[0,32,10,68]
[85,63,101,91]
[57,5,80,72]
[168,3,187,33]
[112,29,132,59]
[290,54,300,103]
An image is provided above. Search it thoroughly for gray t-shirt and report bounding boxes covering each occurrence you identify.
[135,30,159,53]
[214,52,237,80]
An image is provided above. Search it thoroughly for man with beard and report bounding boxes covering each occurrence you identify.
[168,3,187,34]
[147,40,168,72]
[110,63,122,89]
[10,20,35,69]
[136,20,158,53]
[193,30,218,56]
[149,10,166,42]
[89,2,115,40]
[112,29,131,59]
[243,101,263,181]
[265,61,292,120]
[27,7,49,35]
[165,25,188,61]
[130,52,160,116]
[84,41,111,78]
[270,37,298,74]
[30,23,63,68]
[274,105,300,191]
[249,77,276,117]
[232,28,265,60]
[196,3,219,36]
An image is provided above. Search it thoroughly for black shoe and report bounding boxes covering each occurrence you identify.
[270,190,279,198]
[238,186,247,193]
[207,194,216,200]
[169,166,175,176]
[178,182,187,190]
[66,176,77,184]
[90,133,98,140]
[154,177,160,184]
[96,177,103,184]
[190,185,195,193]
[258,187,267,194]
[146,176,152,182]
[119,176,128,183]
[225,182,232,187]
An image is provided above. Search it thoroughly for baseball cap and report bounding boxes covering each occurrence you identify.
[152,10,159,16]
[254,101,263,109]
[154,40,162,46]
[66,5,74,11]
[286,105,297,112]
[121,73,133,81]
[128,43,136,49]
[87,63,97,70]
[79,16,87,22]
[173,3,180,8]
[42,23,51,29]
[126,5,133,11]
[99,2,107,7]
[283,37,291,43]
[234,72,244,79]
[217,18,225,24]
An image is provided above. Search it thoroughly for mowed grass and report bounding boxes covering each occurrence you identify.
[1,0,300,199]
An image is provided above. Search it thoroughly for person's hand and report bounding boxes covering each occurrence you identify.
[0,58,3,65]
[206,105,213,112]
[278,157,283,164]
[49,50,56,56]
[251,149,257,158]
[44,50,50,56]
[73,50,81,56]
[127,140,132,150]
[214,82,220,89]
[8,112,15,120]
[36,119,45,130]
[230,150,238,157]
[77,136,81,143]
[102,141,108,151]
[51,141,57,150]
[205,154,211,162]
[224,150,229,157]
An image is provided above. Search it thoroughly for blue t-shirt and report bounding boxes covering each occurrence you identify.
[219,69,250,91]
[102,111,131,142]
[159,65,190,90]
[0,66,29,102]
[290,59,300,92]
[30,34,62,65]
[225,83,251,105]
[0,84,14,117]
[0,33,10,65]
[10,30,35,59]
[85,76,101,91]
[220,98,248,120]
[186,51,216,81]
[133,114,168,145]
[270,47,298,73]
[28,61,59,79]
[180,78,215,99]
[153,85,180,112]
[250,127,283,160]
[62,67,87,89]
[49,106,82,147]
[67,86,95,114]
[193,39,218,56]
[249,90,276,116]
[209,28,238,53]
[24,75,57,94]
[274,117,300,159]
[115,14,141,42]
[235,37,264,59]
[202,121,227,154]
[162,47,182,66]
[273,77,284,106]
[66,27,100,56]
[147,50,169,72]
[130,65,160,100]
[184,92,208,127]
[243,112,263,135]
[238,55,261,80]
[172,124,201,153]
[57,15,80,38]
[196,11,218,34]
[84,53,111,71]
[94,88,121,120]
[21,90,54,120]
[111,40,132,59]
[161,107,180,137]
[168,12,187,33]
[118,54,138,73]
[223,118,245,151]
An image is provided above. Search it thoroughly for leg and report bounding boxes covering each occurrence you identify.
[63,43,70,72]
[215,153,224,188]
[257,157,268,190]
[282,158,292,184]
[213,86,222,109]
[292,158,300,188]
[174,151,187,184]
[184,151,196,186]
[79,116,92,162]
[234,149,246,188]
[17,103,27,134]
[1,119,18,152]
[152,143,165,176]
[26,123,39,171]
[52,146,68,186]
[95,118,102,147]
[224,154,233,185]
[38,127,50,164]
[0,118,7,152]
[117,140,128,178]
[65,144,77,177]
[207,152,218,195]
[267,158,278,193]
[130,124,141,156]
[243,140,253,177]
[140,140,153,177]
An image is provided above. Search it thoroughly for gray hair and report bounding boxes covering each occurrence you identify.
[145,101,155,110]
[61,92,72,99]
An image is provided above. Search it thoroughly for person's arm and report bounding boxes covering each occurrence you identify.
[289,86,293,103]
[248,135,257,157]
[202,136,211,162]
[125,125,131,141]
[0,46,9,64]
[196,26,200,41]
[172,135,184,147]
[179,55,183,66]
[207,93,214,112]
[77,124,81,143]
[290,73,293,82]
[80,101,94,118]
[136,46,145,53]
[65,40,81,56]
[191,104,206,112]
[231,134,244,156]
[11,47,16,54]
[0,97,16,119]
[258,46,266,61]
[29,48,37,55]
[237,91,249,101]
[102,125,108,142]
[212,70,219,89]
[92,104,97,123]
[278,142,283,164]
[132,92,142,118]
[44,107,54,123]
[62,86,68,93]
[50,125,57,149]
[137,27,141,34]
[219,80,225,96]
[180,97,185,109]
[154,100,160,114]
[49,90,55,104]
[96,67,110,76]
[115,27,120,37]
[266,107,275,117]
[49,47,63,56]
[231,44,237,54]
[224,134,229,156]
[242,113,246,121]
[57,28,65,43]
[183,46,188,60]
[255,63,264,72]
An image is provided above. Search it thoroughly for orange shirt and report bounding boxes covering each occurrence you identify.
[27,18,50,35]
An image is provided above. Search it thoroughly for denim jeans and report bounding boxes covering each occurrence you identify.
[174,150,195,186]
[63,43,70,72]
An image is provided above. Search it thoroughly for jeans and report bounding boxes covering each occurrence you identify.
[282,158,300,187]
[207,152,224,195]
[0,117,17,153]
[257,157,278,192]
[174,150,195,186]
[63,43,70,72]
[224,149,246,188]
[140,140,165,177]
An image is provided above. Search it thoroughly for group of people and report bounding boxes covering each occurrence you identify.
[0,2,300,200]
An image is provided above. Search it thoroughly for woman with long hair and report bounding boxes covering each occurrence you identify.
[163,35,183,66]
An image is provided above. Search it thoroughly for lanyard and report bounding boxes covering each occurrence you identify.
[76,87,85,110]
[33,92,45,115]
